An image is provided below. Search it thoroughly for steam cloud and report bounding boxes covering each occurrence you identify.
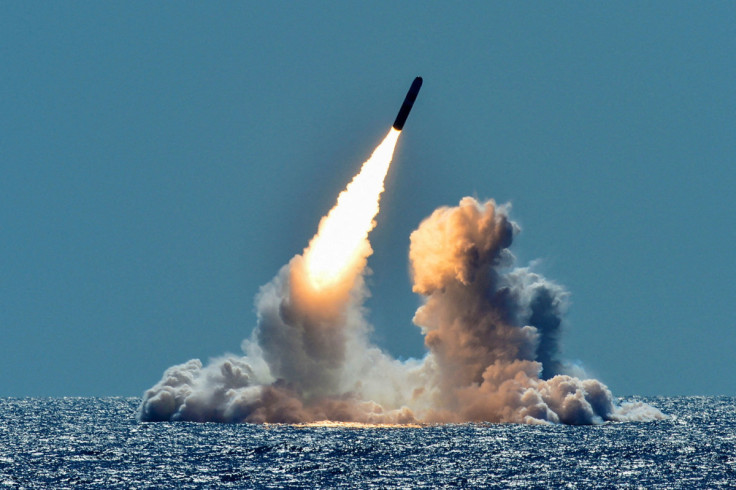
[139,192,662,424]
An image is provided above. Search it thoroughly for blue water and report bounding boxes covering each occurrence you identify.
[1,397,734,488]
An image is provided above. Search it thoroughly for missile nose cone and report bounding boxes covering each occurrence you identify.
[392,77,423,130]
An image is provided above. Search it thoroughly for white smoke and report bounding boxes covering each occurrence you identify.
[139,197,663,425]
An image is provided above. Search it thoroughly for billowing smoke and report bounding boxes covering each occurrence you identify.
[406,198,660,423]
[139,136,662,425]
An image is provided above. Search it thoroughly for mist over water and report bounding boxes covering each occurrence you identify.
[139,133,662,425]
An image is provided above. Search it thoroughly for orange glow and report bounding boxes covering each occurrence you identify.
[304,129,400,290]
[291,420,423,428]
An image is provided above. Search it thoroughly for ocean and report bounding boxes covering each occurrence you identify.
[1,397,734,488]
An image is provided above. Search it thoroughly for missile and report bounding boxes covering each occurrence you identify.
[392,77,423,131]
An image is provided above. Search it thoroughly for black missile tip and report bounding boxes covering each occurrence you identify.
[392,77,423,131]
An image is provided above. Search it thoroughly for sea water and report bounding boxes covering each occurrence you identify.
[1,397,734,488]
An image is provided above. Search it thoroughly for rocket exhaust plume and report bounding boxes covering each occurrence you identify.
[304,129,400,291]
[138,79,663,425]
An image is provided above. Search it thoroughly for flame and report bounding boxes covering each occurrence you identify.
[304,129,401,290]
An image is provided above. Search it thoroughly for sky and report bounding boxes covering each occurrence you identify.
[1,3,734,398]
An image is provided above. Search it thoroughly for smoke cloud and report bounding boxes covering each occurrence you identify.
[139,191,662,425]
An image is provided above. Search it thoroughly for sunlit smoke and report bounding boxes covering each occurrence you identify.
[138,130,664,426]
[304,129,400,290]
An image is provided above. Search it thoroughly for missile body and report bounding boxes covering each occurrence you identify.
[392,77,423,130]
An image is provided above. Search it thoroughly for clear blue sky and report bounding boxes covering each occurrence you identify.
[2,3,734,397]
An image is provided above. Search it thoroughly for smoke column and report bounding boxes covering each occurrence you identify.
[138,130,663,425]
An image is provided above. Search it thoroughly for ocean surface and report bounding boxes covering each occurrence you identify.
[1,397,734,488]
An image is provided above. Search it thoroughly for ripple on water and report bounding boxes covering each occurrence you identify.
[0,397,734,488]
